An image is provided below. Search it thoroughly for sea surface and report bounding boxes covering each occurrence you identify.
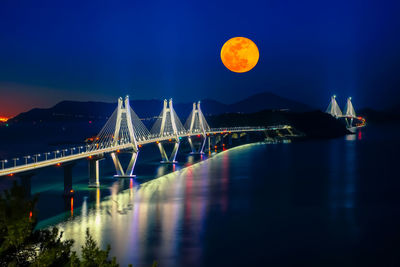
[1,123,400,266]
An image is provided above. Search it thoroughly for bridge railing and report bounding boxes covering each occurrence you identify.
[0,145,89,171]
[0,125,292,172]
[207,126,290,132]
[208,126,263,132]
[0,142,131,171]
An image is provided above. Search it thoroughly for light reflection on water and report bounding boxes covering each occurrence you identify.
[31,127,400,266]
[328,131,360,244]
[55,147,234,266]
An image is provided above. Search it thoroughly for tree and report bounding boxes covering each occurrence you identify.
[0,182,135,266]
[71,228,118,267]
[0,181,73,266]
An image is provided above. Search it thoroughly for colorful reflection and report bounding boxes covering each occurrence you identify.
[71,197,74,217]
[55,155,221,266]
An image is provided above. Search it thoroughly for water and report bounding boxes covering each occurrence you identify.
[2,124,400,266]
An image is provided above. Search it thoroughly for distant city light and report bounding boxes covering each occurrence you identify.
[0,117,8,122]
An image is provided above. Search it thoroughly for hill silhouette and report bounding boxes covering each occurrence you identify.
[10,92,314,123]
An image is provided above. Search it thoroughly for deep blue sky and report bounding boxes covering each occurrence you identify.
[1,0,399,117]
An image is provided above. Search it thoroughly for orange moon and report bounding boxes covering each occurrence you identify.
[220,37,259,73]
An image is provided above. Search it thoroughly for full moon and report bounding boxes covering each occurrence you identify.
[220,37,259,73]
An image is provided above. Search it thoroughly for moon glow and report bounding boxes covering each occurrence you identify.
[220,37,259,73]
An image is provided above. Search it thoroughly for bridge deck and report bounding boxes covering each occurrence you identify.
[0,126,291,177]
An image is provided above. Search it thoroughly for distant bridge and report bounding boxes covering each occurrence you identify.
[326,95,366,131]
[0,96,295,195]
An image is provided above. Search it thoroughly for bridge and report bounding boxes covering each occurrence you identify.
[0,96,294,195]
[326,95,366,131]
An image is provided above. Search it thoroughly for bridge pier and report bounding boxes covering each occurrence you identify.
[63,163,75,196]
[217,135,223,148]
[220,135,225,148]
[211,135,216,150]
[188,137,195,153]
[188,136,206,154]
[158,141,180,164]
[199,137,206,154]
[111,151,138,178]
[89,157,104,187]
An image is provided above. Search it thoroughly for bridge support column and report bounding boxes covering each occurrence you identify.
[246,133,250,142]
[158,141,180,164]
[188,137,196,154]
[217,135,223,148]
[199,137,206,154]
[228,134,232,146]
[188,136,206,154]
[111,151,138,178]
[211,136,216,150]
[63,163,75,196]
[19,173,34,198]
[88,158,102,187]
[345,118,354,128]
[170,142,180,162]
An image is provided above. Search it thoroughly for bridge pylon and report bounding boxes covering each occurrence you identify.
[89,95,150,178]
[151,99,186,163]
[344,97,356,128]
[326,95,343,118]
[111,96,139,177]
[184,101,210,154]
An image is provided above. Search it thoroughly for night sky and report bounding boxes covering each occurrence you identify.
[1,0,399,117]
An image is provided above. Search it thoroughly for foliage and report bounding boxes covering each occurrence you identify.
[0,181,73,266]
[73,229,118,267]
[0,182,146,266]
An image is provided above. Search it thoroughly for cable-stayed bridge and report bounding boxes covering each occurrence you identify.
[326,95,366,131]
[0,96,295,195]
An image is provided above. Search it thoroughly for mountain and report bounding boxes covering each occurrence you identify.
[10,101,116,123]
[227,92,312,113]
[9,92,314,123]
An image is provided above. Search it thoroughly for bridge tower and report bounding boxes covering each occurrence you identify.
[344,97,356,128]
[110,96,138,178]
[326,95,342,118]
[344,97,356,117]
[151,99,186,163]
[89,95,150,179]
[184,101,210,154]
